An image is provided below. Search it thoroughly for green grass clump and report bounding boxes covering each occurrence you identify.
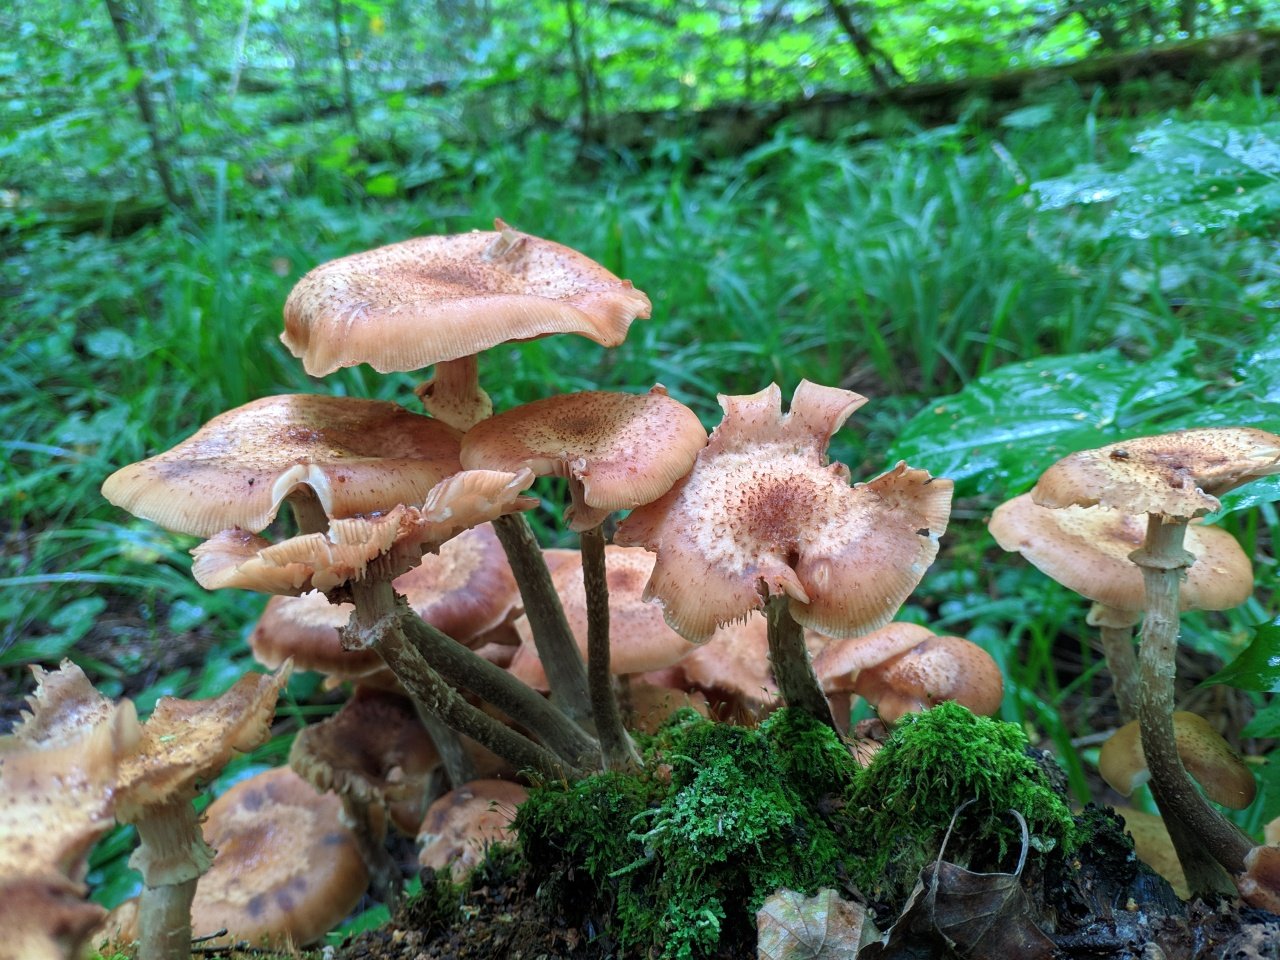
[516,709,855,960]
[846,701,1077,904]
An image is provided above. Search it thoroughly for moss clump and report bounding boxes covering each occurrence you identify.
[516,708,855,960]
[845,701,1076,905]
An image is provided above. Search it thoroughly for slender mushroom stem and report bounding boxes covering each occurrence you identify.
[285,488,330,536]
[1088,603,1141,724]
[346,577,577,781]
[1132,515,1253,889]
[580,524,640,770]
[764,595,837,731]
[413,707,476,789]
[337,794,402,910]
[491,512,595,728]
[130,798,213,960]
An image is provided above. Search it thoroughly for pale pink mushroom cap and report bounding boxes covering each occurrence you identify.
[1031,427,1280,520]
[102,394,462,538]
[677,613,825,705]
[615,381,953,641]
[417,779,528,880]
[282,220,652,377]
[990,493,1253,614]
[852,635,1003,725]
[812,622,935,693]
[460,386,707,531]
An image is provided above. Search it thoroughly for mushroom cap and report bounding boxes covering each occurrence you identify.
[1113,807,1188,899]
[812,622,936,692]
[676,612,825,704]
[0,662,139,884]
[615,381,952,641]
[102,394,462,537]
[188,766,369,947]
[192,470,536,596]
[460,386,706,531]
[1239,843,1280,913]
[1098,712,1256,809]
[620,680,711,734]
[1031,427,1280,520]
[852,636,1003,725]
[989,493,1253,613]
[281,220,652,377]
[417,779,528,880]
[0,875,108,960]
[249,523,520,676]
[289,687,439,835]
[507,545,696,686]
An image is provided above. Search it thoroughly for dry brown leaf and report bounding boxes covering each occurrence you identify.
[757,887,878,960]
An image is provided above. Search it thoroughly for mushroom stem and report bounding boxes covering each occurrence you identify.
[1132,515,1253,890]
[347,578,577,781]
[764,595,837,731]
[285,487,331,535]
[130,798,214,960]
[581,524,640,771]
[338,794,402,911]
[415,355,492,431]
[1088,603,1140,725]
[491,513,595,728]
[413,707,476,789]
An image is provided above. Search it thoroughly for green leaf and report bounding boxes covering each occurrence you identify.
[1243,702,1280,739]
[886,342,1204,496]
[364,172,399,197]
[1205,619,1280,693]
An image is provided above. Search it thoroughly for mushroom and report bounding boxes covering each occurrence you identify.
[462,386,706,768]
[0,876,113,960]
[1030,427,1280,895]
[616,381,953,730]
[990,493,1251,723]
[417,780,528,881]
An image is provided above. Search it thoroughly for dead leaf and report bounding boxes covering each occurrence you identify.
[757,887,878,960]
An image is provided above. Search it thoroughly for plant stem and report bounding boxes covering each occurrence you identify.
[1132,514,1253,891]
[130,798,213,960]
[347,578,576,781]
[491,513,594,728]
[764,595,837,731]
[580,524,638,770]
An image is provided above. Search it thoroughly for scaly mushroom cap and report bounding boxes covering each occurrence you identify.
[0,875,108,960]
[460,386,707,531]
[851,636,1003,725]
[990,493,1253,613]
[188,766,369,947]
[615,381,953,641]
[418,779,528,881]
[192,470,536,596]
[289,688,439,835]
[1099,712,1256,809]
[281,220,652,377]
[102,394,462,537]
[812,622,935,693]
[507,545,697,686]
[249,523,520,677]
[1031,427,1280,520]
[0,662,139,883]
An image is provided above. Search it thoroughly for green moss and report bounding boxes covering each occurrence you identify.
[516,709,855,960]
[845,701,1077,904]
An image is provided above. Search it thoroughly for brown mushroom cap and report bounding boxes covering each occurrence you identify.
[281,220,652,377]
[249,522,520,677]
[676,612,825,705]
[102,394,462,538]
[507,545,696,687]
[1113,807,1188,899]
[989,493,1253,613]
[460,386,706,531]
[187,766,369,947]
[1238,843,1280,913]
[812,622,935,693]
[615,381,953,641]
[1098,712,1256,809]
[0,875,108,960]
[417,779,528,880]
[1030,427,1280,520]
[852,635,1003,725]
[289,687,439,835]
[192,470,536,596]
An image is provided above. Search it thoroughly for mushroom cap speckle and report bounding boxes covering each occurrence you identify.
[460,386,706,530]
[852,635,1003,725]
[615,381,952,641]
[282,221,652,377]
[812,622,935,692]
[1031,427,1280,520]
[188,766,369,947]
[102,394,462,537]
[417,779,528,880]
[989,493,1253,613]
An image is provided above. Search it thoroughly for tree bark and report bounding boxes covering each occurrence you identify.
[331,0,362,137]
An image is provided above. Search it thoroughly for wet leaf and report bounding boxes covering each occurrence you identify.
[757,888,877,960]
[1205,618,1280,693]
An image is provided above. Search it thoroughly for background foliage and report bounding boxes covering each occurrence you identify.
[3,0,1280,924]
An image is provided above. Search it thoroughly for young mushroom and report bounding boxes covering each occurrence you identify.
[418,780,529,881]
[616,381,953,731]
[1031,427,1280,895]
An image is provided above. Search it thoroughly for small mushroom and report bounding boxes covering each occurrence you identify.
[417,780,528,881]
[839,635,1003,725]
